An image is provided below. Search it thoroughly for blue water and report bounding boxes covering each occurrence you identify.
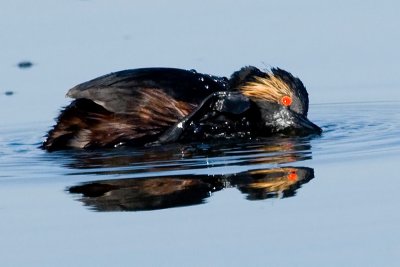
[1,1,400,266]
[1,102,400,266]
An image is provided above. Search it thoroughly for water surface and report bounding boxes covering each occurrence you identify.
[1,102,400,266]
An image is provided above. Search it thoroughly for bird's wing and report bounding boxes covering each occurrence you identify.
[66,68,227,114]
[156,91,252,143]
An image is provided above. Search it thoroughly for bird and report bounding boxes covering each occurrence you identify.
[42,66,322,151]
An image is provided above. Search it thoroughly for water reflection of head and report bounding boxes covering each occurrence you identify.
[230,167,314,200]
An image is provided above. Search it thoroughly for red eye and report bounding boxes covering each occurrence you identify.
[281,96,292,106]
[288,171,297,181]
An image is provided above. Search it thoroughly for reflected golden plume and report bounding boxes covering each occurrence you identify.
[244,168,298,193]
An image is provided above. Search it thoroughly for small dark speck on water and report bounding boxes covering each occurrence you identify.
[17,61,33,69]
[123,34,132,40]
[4,91,14,96]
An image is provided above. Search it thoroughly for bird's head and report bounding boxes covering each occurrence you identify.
[230,66,321,135]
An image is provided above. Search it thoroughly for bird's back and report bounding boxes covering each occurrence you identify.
[43,68,228,150]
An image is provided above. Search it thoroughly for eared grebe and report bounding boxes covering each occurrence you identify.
[43,66,321,151]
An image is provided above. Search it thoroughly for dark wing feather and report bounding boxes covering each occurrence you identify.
[66,68,228,114]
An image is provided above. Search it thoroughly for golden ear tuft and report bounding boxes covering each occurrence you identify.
[240,74,293,104]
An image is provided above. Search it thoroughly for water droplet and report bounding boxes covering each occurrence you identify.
[114,142,125,148]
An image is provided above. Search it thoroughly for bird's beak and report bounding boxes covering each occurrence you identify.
[291,111,322,135]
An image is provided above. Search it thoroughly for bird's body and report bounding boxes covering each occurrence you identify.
[43,66,321,151]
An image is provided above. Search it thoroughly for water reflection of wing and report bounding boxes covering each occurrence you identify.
[68,167,314,212]
[69,177,224,212]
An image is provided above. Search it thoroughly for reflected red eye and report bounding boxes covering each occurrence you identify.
[281,96,292,106]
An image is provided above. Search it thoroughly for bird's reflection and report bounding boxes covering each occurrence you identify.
[69,166,314,212]
[62,137,317,212]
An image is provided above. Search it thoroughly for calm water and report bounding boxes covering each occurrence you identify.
[1,0,400,266]
[1,102,400,266]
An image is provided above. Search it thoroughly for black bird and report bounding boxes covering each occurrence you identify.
[43,66,321,151]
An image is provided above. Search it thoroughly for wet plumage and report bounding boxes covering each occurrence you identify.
[43,66,321,151]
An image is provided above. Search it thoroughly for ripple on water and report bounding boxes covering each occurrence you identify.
[312,102,400,159]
